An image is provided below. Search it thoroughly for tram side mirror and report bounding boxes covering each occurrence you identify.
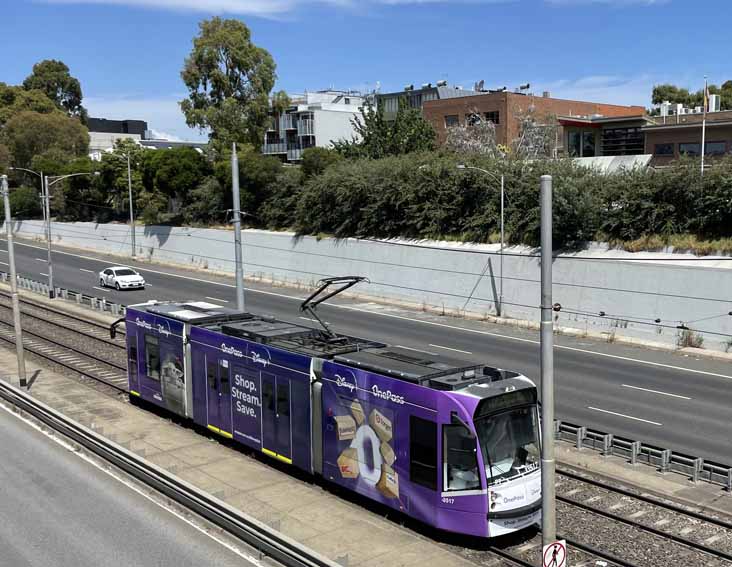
[450,411,476,439]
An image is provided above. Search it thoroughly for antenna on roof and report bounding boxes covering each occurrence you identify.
[300,276,368,341]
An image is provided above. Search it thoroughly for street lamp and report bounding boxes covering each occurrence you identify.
[456,164,506,316]
[44,171,100,298]
[8,167,46,224]
[104,151,136,257]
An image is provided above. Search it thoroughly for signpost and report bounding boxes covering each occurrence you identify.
[542,540,567,567]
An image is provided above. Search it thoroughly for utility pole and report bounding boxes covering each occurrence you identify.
[127,153,136,257]
[1,175,27,388]
[42,175,55,298]
[540,174,556,546]
[499,173,505,316]
[231,142,245,311]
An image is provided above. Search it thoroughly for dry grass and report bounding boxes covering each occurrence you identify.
[615,234,732,256]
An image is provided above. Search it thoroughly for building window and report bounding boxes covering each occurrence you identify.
[484,111,500,125]
[705,141,727,156]
[679,142,701,156]
[445,115,459,128]
[582,131,596,157]
[654,143,674,156]
[465,113,482,127]
[443,424,480,492]
[408,94,423,109]
[344,97,350,105]
[568,131,581,157]
[601,127,645,156]
[381,96,399,114]
[410,416,437,490]
[144,335,160,381]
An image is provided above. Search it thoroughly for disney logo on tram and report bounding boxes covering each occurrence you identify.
[334,373,357,393]
[135,317,153,330]
[251,349,270,367]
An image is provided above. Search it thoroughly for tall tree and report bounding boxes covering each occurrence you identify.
[180,17,276,148]
[22,60,85,118]
[652,80,732,110]
[3,111,89,168]
[0,83,57,126]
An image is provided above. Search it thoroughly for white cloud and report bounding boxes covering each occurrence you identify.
[84,95,208,141]
[539,75,655,107]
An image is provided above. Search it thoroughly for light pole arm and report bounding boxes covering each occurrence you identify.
[47,172,97,187]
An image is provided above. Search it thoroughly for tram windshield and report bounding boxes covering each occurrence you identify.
[474,404,540,484]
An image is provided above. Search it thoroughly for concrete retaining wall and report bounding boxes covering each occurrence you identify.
[6,220,732,352]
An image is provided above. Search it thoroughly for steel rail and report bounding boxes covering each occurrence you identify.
[558,467,732,530]
[0,299,125,349]
[0,380,340,567]
[558,495,732,563]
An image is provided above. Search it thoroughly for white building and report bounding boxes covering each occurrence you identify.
[262,90,366,162]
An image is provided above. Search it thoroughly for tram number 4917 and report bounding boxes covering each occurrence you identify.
[441,497,455,505]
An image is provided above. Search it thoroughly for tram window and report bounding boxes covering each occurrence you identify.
[218,360,230,389]
[262,380,275,412]
[276,382,290,416]
[207,360,217,389]
[410,416,437,490]
[444,424,480,492]
[129,344,138,377]
[144,335,160,381]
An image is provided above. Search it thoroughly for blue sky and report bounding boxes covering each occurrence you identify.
[2,0,730,140]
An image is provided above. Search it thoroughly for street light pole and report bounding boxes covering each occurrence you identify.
[231,142,245,311]
[1,175,27,388]
[126,153,136,257]
[43,175,54,298]
[539,174,556,546]
[456,165,505,316]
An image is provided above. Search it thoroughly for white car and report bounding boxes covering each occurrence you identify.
[99,266,146,290]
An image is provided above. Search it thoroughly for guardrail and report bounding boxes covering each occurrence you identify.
[0,379,339,567]
[556,420,732,492]
[0,272,126,316]
[3,271,731,495]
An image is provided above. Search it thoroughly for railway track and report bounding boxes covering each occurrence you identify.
[1,296,731,566]
[0,297,128,392]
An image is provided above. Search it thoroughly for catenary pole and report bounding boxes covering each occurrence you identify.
[43,175,55,298]
[231,142,245,311]
[701,76,708,177]
[499,174,505,316]
[540,174,556,546]
[127,153,136,257]
[1,175,27,387]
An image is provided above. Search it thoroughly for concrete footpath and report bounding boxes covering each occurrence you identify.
[0,349,479,567]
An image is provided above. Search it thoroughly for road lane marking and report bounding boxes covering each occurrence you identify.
[395,344,439,355]
[40,273,48,277]
[299,316,329,324]
[79,268,94,273]
[3,238,732,382]
[429,343,472,355]
[35,257,46,262]
[587,406,662,426]
[93,286,106,292]
[0,262,7,266]
[621,384,691,400]
[205,296,228,303]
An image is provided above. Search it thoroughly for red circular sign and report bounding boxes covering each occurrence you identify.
[542,541,566,567]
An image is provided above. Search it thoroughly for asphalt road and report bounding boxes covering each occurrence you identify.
[0,403,260,567]
[2,237,732,464]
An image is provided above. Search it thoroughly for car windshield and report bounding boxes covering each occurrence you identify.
[115,269,137,276]
[474,405,540,484]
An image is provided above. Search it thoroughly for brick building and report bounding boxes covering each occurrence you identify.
[422,91,646,156]
[643,109,732,166]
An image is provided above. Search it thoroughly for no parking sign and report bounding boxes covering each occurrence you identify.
[542,540,567,567]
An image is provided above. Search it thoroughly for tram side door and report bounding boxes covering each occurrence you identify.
[127,327,140,396]
[160,339,185,415]
[261,373,292,463]
[206,356,233,438]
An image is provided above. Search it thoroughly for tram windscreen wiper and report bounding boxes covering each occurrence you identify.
[300,276,368,341]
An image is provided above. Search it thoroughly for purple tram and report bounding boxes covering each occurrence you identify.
[117,291,541,538]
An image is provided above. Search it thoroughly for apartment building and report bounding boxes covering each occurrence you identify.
[375,81,483,121]
[262,90,365,162]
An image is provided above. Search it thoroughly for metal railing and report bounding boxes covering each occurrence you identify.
[0,380,339,567]
[556,420,732,491]
[262,142,288,154]
[298,119,314,137]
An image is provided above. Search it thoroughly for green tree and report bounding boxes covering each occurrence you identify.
[22,60,85,118]
[98,138,146,215]
[333,98,435,159]
[0,143,10,174]
[213,145,281,215]
[652,81,732,110]
[180,17,276,147]
[271,90,291,115]
[9,186,42,218]
[300,147,342,180]
[182,176,227,225]
[0,83,58,126]
[53,157,109,222]
[3,111,89,168]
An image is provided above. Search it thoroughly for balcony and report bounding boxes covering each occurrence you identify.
[287,148,303,161]
[262,142,287,154]
[298,119,314,137]
[279,114,296,131]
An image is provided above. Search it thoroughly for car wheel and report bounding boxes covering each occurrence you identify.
[99,279,105,287]
[115,282,121,291]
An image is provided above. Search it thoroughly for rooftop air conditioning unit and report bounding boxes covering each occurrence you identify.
[709,93,721,112]
[421,83,432,89]
[404,84,414,91]
[436,79,447,87]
